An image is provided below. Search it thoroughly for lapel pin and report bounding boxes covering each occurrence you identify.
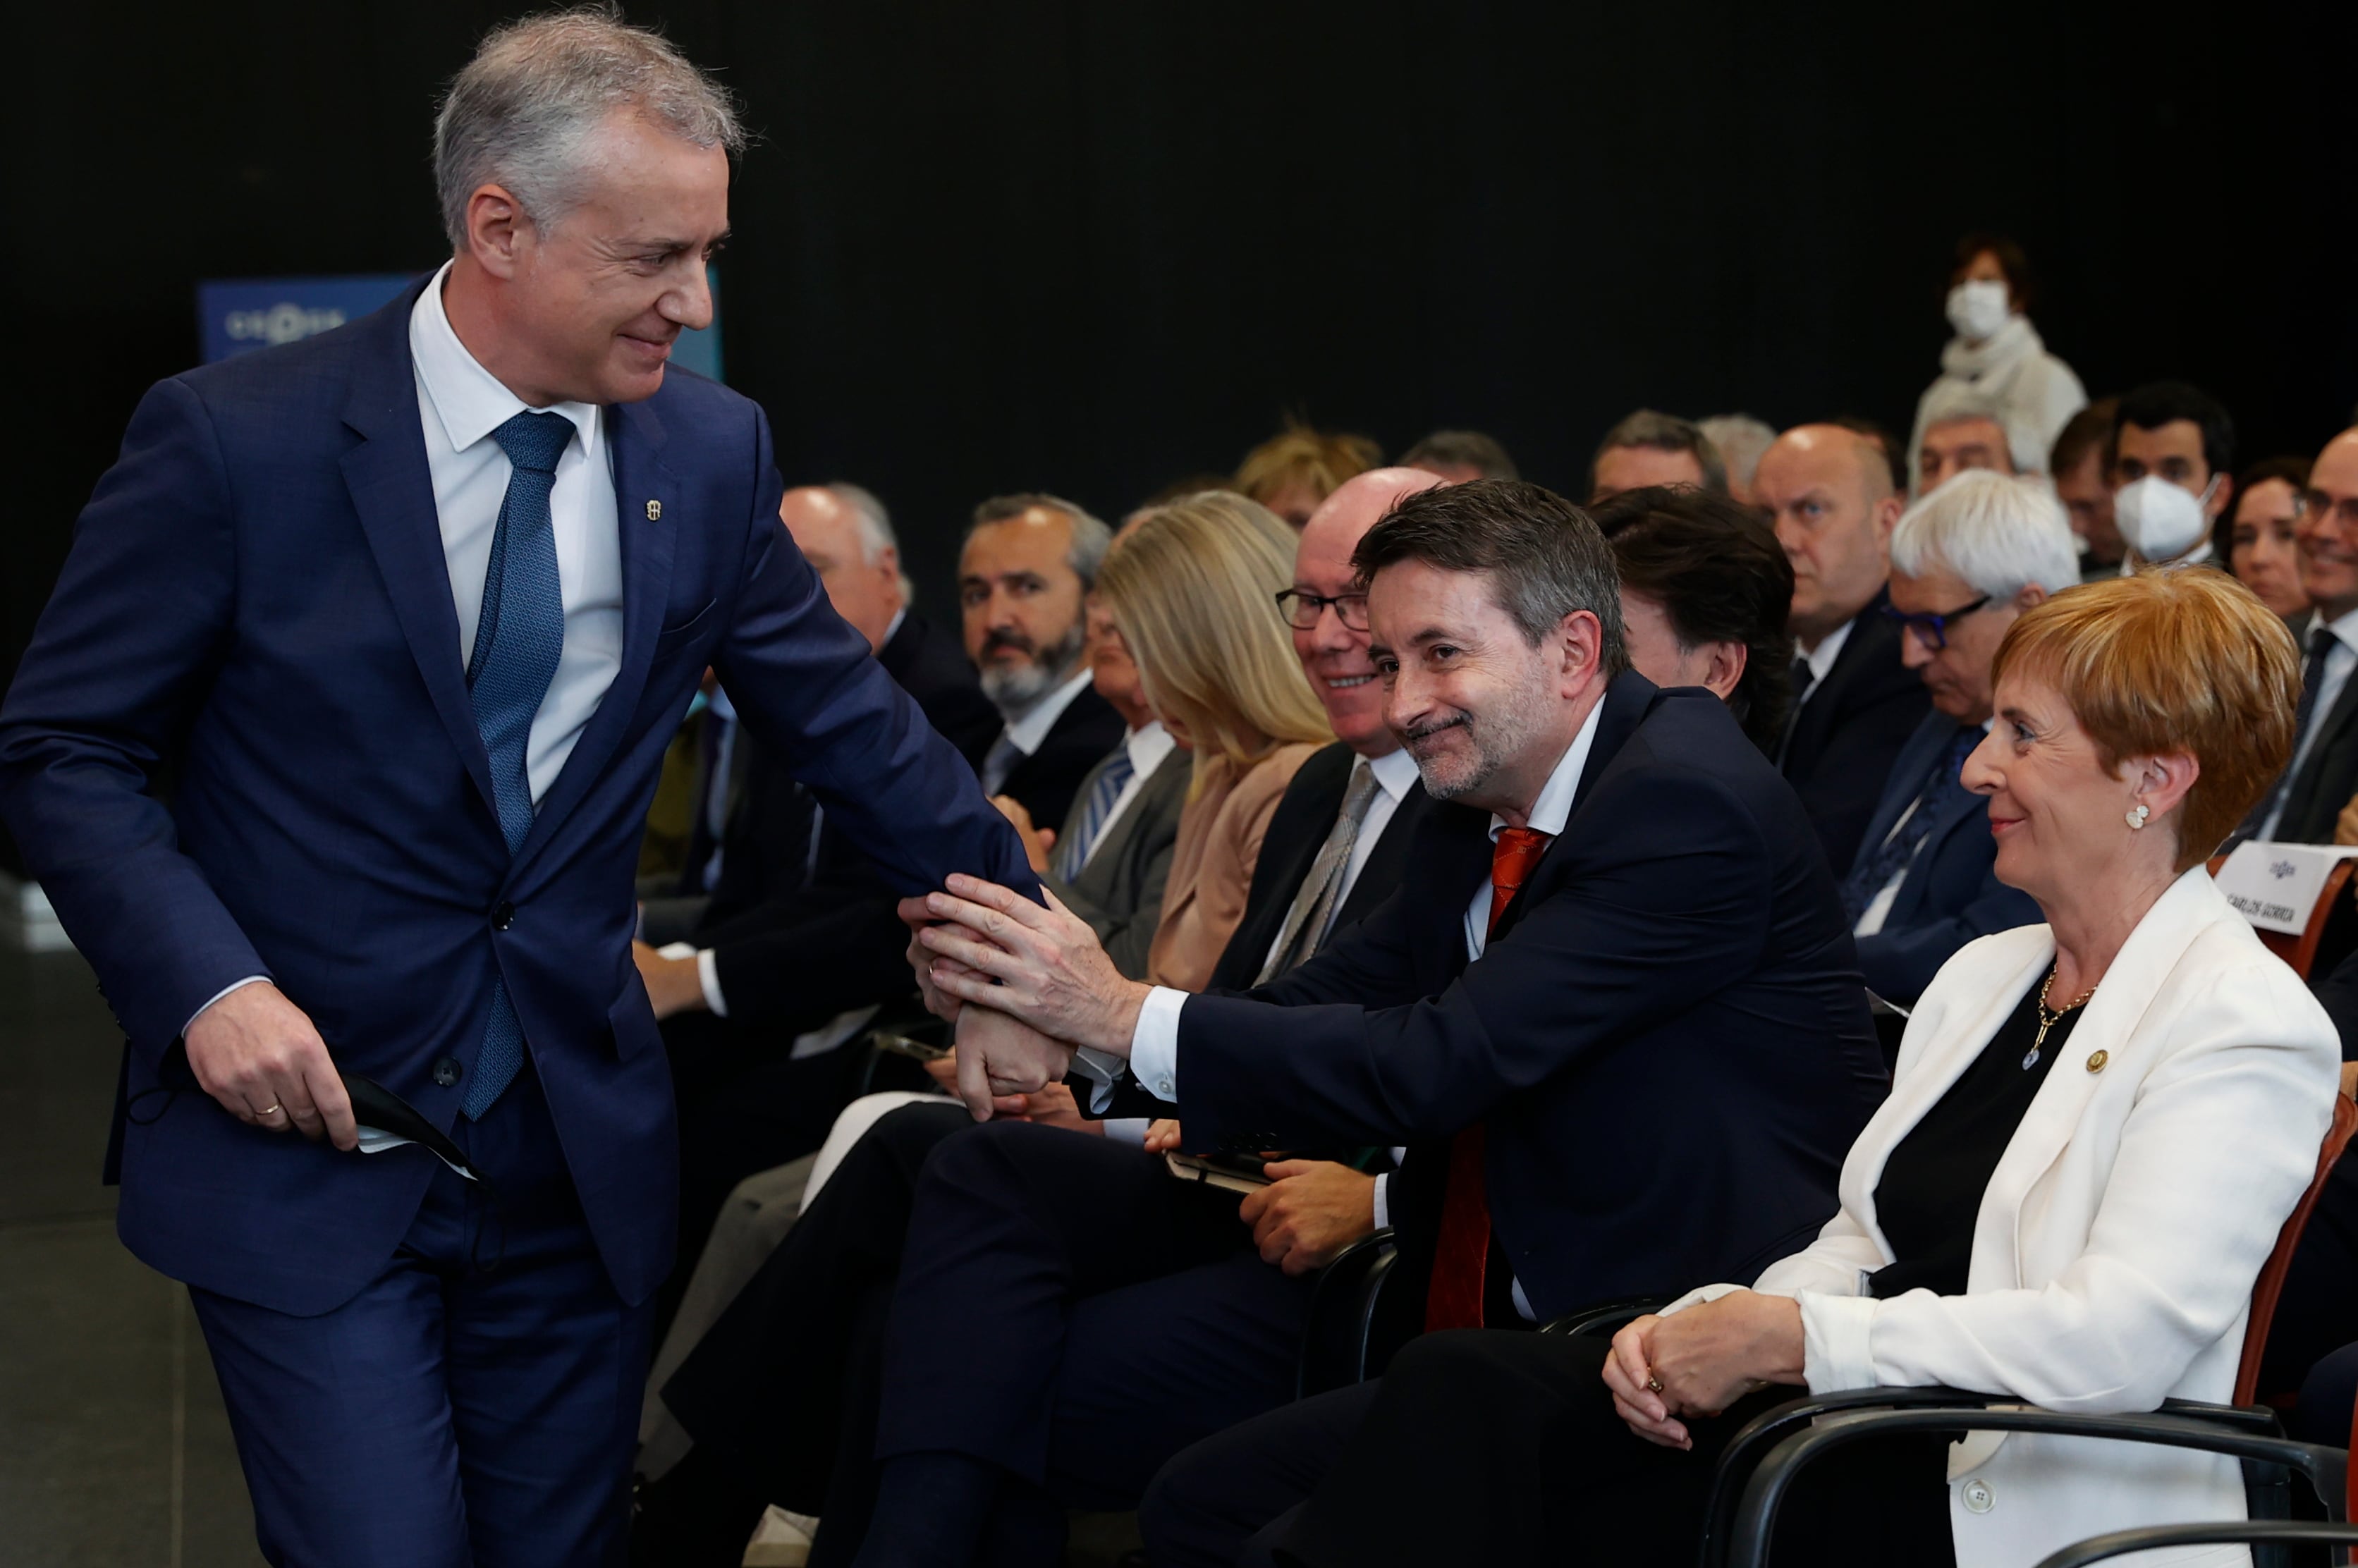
[2084,1050,2108,1074]
[645,499,663,522]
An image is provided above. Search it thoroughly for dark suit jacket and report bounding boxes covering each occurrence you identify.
[2273,657,2358,846]
[996,685,1128,836]
[1168,674,1888,1321]
[0,280,1036,1315]
[1204,742,1433,993]
[1047,740,1191,981]
[1849,713,2041,1003]
[1782,589,1930,876]
[691,612,1006,1024]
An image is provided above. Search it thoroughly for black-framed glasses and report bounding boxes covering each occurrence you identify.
[1275,589,1371,632]
[1881,595,1990,651]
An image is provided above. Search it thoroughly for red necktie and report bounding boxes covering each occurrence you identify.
[1424,826,1553,1332]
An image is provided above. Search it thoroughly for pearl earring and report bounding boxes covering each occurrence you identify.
[2126,804,2151,831]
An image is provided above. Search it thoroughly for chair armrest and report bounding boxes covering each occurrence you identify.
[1720,1405,2345,1568]
[1295,1229,1398,1400]
[2032,1521,2358,1568]
[1539,1297,1674,1340]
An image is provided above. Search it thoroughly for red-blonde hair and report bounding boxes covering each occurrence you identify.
[1989,570,2300,871]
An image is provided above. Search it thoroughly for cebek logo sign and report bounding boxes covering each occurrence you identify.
[197,275,417,364]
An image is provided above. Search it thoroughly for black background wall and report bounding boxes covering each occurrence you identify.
[6,0,2356,874]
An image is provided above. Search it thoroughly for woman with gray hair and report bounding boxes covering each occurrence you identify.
[1839,470,2082,1002]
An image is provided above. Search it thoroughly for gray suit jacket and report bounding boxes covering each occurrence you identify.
[1045,740,1190,979]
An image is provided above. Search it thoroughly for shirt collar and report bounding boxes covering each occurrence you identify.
[1798,615,1855,685]
[409,260,601,457]
[1365,744,1420,801]
[1125,719,1178,776]
[2323,606,2358,653]
[1001,666,1096,757]
[882,607,909,647]
[1487,691,1608,844]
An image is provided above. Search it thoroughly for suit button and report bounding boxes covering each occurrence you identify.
[1960,1478,1995,1514]
[491,901,515,931]
[432,1056,463,1087]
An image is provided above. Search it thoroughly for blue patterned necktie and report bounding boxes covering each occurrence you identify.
[460,410,573,1120]
[1840,727,1980,923]
[1053,747,1136,879]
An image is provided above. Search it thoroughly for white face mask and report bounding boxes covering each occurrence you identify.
[2114,474,2219,562]
[1945,279,2011,342]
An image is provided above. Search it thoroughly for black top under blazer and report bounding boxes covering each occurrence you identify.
[1170,672,1890,1321]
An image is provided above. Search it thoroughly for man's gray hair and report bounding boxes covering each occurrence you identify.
[1696,415,1778,489]
[967,493,1113,590]
[1890,470,2081,601]
[824,481,915,604]
[1591,409,1729,494]
[433,6,746,249]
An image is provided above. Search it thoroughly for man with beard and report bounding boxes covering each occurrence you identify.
[855,479,1884,1566]
[962,494,1128,833]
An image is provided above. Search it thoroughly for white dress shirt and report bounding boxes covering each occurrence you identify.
[411,261,624,804]
[990,666,1097,778]
[2259,604,2358,841]
[1087,721,1180,864]
[1794,615,1854,702]
[188,262,627,1033]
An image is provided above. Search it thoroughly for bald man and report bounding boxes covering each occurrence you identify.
[1754,425,1931,873]
[652,469,1453,1558]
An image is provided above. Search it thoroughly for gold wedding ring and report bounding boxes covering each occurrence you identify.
[257,1103,283,1117]
[1646,1372,1665,1394]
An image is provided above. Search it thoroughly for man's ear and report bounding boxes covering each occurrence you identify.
[1557,608,1603,690]
[465,183,532,280]
[1699,640,1747,702]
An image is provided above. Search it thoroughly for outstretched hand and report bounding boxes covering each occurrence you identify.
[915,875,1151,1054]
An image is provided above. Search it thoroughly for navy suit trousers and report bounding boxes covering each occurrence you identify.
[190,1061,651,1568]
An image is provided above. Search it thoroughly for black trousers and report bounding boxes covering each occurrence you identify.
[662,1099,975,1536]
[872,1120,1316,1512]
[1143,1330,1955,1568]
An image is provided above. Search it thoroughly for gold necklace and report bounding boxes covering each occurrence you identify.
[2024,969,2095,1071]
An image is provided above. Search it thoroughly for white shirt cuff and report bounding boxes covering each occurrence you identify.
[656,942,726,1017]
[1103,1117,1150,1146]
[1371,1172,1391,1230]
[1128,986,1189,1102]
[184,975,271,1039]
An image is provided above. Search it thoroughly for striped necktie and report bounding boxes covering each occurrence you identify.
[1054,748,1136,879]
[1256,760,1382,983]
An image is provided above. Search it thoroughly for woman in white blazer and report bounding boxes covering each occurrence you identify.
[1204,570,2339,1568]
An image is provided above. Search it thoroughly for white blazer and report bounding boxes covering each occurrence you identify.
[1666,866,2339,1568]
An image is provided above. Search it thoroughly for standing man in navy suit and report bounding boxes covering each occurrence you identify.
[0,15,1033,1567]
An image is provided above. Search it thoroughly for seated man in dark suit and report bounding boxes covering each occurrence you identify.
[872,478,1888,1567]
[2242,426,2358,845]
[643,467,1449,1562]
[1755,424,1931,873]
[1841,470,2058,1005]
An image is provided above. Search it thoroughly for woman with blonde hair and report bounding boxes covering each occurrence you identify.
[1099,491,1333,989]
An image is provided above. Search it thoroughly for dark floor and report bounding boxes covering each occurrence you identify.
[2,942,266,1567]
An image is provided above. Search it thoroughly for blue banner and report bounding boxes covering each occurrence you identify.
[196,269,724,382]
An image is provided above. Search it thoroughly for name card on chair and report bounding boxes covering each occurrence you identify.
[2214,841,2358,935]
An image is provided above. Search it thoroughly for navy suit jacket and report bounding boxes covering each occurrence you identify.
[1171,673,1889,1320]
[0,283,1036,1316]
[1849,712,2041,1003]
[1781,589,1931,876]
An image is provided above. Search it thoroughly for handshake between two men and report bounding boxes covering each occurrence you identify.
[896,873,1379,1278]
[898,873,1151,1119]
